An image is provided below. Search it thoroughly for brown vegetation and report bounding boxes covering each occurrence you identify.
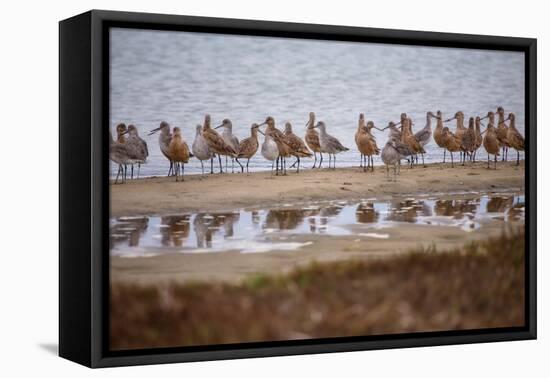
[111,228,525,350]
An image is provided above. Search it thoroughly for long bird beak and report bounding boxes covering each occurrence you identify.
[120,130,129,135]
[443,117,454,122]
[373,126,384,131]
[148,127,161,136]
[257,129,265,135]
[214,124,223,129]
[479,115,489,120]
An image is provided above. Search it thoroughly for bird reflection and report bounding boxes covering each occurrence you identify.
[434,199,479,219]
[264,209,306,230]
[159,215,191,247]
[486,196,514,213]
[193,212,240,248]
[110,216,149,248]
[355,202,379,223]
[385,199,428,222]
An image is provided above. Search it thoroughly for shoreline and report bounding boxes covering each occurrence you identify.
[110,161,525,217]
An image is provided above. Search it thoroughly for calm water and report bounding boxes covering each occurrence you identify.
[110,193,524,256]
[110,28,525,177]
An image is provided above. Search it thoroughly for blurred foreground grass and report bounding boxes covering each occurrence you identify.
[111,227,525,350]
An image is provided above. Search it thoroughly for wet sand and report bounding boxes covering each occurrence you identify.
[110,161,525,217]
[111,219,522,285]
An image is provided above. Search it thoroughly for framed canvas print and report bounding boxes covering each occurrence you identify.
[59,10,536,368]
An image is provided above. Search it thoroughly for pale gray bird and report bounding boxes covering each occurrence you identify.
[123,124,148,179]
[109,131,130,184]
[381,138,402,181]
[215,119,241,172]
[313,121,349,169]
[148,121,174,176]
[413,111,438,167]
[192,124,214,175]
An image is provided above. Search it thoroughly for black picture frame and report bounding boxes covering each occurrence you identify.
[59,9,537,368]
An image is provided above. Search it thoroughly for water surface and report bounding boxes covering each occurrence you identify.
[109,28,525,177]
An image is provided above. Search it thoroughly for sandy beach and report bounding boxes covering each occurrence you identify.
[111,161,525,217]
[110,161,525,285]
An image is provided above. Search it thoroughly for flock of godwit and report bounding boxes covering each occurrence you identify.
[109,107,524,183]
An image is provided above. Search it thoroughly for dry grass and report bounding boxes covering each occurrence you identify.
[110,227,525,350]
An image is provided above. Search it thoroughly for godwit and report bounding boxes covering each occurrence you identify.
[109,131,130,184]
[483,117,500,169]
[192,124,213,175]
[236,123,260,173]
[433,111,447,163]
[401,118,424,167]
[123,124,149,179]
[505,113,525,165]
[460,117,476,164]
[202,114,238,173]
[445,111,467,162]
[168,127,190,182]
[215,119,241,173]
[313,121,349,169]
[473,116,483,162]
[413,111,437,167]
[304,112,322,168]
[356,117,380,172]
[148,121,174,176]
[441,126,462,168]
[355,114,366,168]
[284,122,312,173]
[258,127,279,177]
[496,107,510,161]
[258,116,291,175]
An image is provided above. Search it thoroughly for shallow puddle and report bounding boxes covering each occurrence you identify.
[110,193,524,256]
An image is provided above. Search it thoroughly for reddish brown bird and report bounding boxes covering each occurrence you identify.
[168,127,191,182]
[505,113,525,166]
[304,112,322,168]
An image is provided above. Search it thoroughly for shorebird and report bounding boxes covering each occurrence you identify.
[236,123,260,173]
[168,127,190,182]
[381,138,402,181]
[284,122,312,173]
[215,119,241,173]
[401,118,424,167]
[445,111,467,162]
[116,123,127,144]
[202,114,238,173]
[148,121,174,176]
[356,117,380,172]
[473,116,483,162]
[433,111,447,163]
[192,124,214,175]
[304,112,322,168]
[483,117,501,169]
[505,113,525,165]
[258,127,279,177]
[496,107,510,161]
[109,131,130,184]
[441,126,462,168]
[258,116,291,175]
[313,121,349,169]
[460,117,477,164]
[123,124,148,179]
[413,111,438,167]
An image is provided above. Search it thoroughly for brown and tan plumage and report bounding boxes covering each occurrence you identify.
[483,119,501,170]
[441,126,462,168]
[202,114,237,173]
[460,117,477,164]
[168,127,190,181]
[116,123,127,144]
[356,117,379,172]
[305,112,322,168]
[236,123,260,173]
[401,118,424,166]
[496,106,510,161]
[284,122,312,173]
[505,113,524,165]
[472,116,483,162]
[433,111,447,163]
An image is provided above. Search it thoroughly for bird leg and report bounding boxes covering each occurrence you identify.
[487,153,490,169]
[443,149,446,163]
[450,152,454,168]
[200,160,204,175]
[218,155,223,173]
[131,164,134,179]
[517,150,520,166]
[296,157,301,173]
[181,162,185,181]
[494,154,497,169]
[333,154,336,169]
[312,152,317,169]
[115,165,121,184]
[421,153,425,167]
[235,158,244,173]
[137,163,141,179]
[210,157,214,174]
[246,158,250,173]
[318,153,323,168]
